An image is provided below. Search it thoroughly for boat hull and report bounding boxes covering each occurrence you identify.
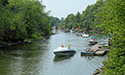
[54,50,76,56]
[53,47,76,56]
[82,34,89,38]
[89,41,98,45]
[70,30,75,33]
[82,32,89,38]
[81,51,94,56]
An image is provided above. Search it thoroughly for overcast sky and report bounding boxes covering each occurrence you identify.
[42,0,98,19]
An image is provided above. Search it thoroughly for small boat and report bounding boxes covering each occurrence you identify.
[70,28,75,33]
[98,41,109,48]
[81,48,95,56]
[53,46,76,56]
[52,29,57,34]
[89,36,98,45]
[82,32,89,38]
[52,26,58,33]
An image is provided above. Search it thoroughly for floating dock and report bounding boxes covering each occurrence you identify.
[81,38,110,56]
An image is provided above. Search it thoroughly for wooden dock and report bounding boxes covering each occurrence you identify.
[81,38,110,56]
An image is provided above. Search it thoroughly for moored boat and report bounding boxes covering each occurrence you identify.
[82,32,89,38]
[70,28,76,33]
[53,45,76,56]
[89,36,98,45]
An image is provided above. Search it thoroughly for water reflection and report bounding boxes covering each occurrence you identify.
[0,40,49,75]
[53,55,75,62]
[83,56,94,60]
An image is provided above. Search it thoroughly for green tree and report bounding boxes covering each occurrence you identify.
[0,0,51,43]
[60,0,105,32]
[76,11,81,23]
[99,0,125,74]
[49,16,61,27]
[64,14,76,29]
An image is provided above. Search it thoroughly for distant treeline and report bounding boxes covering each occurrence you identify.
[50,0,125,75]
[50,0,105,32]
[0,0,51,43]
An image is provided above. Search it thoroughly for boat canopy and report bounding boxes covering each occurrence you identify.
[91,37,97,39]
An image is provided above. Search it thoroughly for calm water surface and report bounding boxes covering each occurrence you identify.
[0,30,108,75]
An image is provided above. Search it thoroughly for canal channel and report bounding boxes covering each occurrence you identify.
[0,30,108,75]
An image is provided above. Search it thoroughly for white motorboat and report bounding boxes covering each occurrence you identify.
[82,32,89,38]
[89,36,98,45]
[52,29,57,34]
[70,28,75,33]
[53,47,76,56]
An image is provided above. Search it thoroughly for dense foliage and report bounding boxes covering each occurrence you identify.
[99,0,125,74]
[0,0,51,43]
[49,16,61,27]
[49,16,65,30]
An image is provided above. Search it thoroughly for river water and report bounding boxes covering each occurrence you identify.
[0,30,108,75]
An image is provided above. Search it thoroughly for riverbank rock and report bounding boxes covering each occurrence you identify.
[93,69,101,75]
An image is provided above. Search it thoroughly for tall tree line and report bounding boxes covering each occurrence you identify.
[99,0,125,74]
[0,0,51,43]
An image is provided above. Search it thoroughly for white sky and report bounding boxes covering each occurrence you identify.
[42,0,98,19]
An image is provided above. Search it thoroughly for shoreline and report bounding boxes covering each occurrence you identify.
[0,36,50,48]
[0,30,56,48]
[63,29,103,33]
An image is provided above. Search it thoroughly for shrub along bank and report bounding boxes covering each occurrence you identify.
[0,0,51,45]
